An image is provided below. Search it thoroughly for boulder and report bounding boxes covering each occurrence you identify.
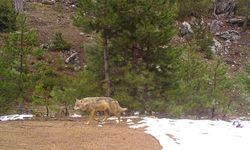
[211,38,224,53]
[210,20,223,34]
[214,0,236,16]
[215,30,240,42]
[64,0,76,5]
[65,52,81,71]
[227,18,250,27]
[179,21,193,37]
[41,0,55,5]
[227,18,244,25]
[65,52,78,64]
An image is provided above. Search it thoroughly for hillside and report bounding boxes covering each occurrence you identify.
[25,2,87,73]
[1,0,250,118]
[24,1,250,75]
[1,1,250,150]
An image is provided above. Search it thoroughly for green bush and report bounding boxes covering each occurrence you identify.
[33,48,45,59]
[236,0,249,16]
[177,0,212,19]
[0,0,16,32]
[192,17,214,59]
[50,32,71,51]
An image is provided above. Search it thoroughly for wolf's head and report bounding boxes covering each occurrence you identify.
[73,99,81,110]
[73,99,90,111]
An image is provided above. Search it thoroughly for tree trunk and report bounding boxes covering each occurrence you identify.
[14,0,24,13]
[211,105,215,119]
[64,102,69,116]
[132,45,138,66]
[20,16,25,92]
[103,35,111,97]
[46,105,49,117]
[143,84,150,113]
[243,0,250,31]
[19,16,26,109]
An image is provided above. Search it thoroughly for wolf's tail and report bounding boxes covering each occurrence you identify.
[115,101,127,113]
[119,106,128,112]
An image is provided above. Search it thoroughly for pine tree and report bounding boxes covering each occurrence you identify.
[32,84,52,117]
[108,0,178,112]
[73,0,180,112]
[74,0,122,97]
[31,60,64,117]
[207,60,233,118]
[0,14,38,114]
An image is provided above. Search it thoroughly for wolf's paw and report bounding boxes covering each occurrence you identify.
[99,121,106,125]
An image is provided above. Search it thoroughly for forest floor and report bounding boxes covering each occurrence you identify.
[0,119,161,150]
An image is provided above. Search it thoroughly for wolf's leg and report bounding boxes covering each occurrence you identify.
[116,113,121,124]
[86,110,95,124]
[102,110,109,122]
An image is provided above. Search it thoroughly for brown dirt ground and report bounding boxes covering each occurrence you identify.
[25,2,86,50]
[24,2,88,71]
[0,120,161,150]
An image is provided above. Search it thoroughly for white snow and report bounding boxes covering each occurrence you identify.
[133,111,140,116]
[97,124,103,127]
[126,119,132,122]
[70,113,82,118]
[130,117,250,150]
[0,114,33,121]
[121,116,140,119]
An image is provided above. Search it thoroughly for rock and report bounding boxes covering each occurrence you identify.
[211,38,224,53]
[74,65,81,71]
[232,120,243,128]
[214,0,236,16]
[179,21,193,37]
[216,30,240,42]
[64,0,76,5]
[65,52,78,64]
[41,0,55,5]
[227,18,244,26]
[65,52,81,71]
[70,4,76,8]
[191,16,204,27]
[80,32,85,36]
[227,17,250,27]
[210,20,223,34]
[85,34,92,38]
[225,40,232,48]
[40,44,47,49]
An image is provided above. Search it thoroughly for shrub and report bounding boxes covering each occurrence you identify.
[0,0,17,32]
[177,0,212,19]
[50,32,71,51]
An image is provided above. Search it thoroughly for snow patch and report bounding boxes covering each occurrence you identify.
[0,114,33,121]
[130,117,250,150]
[70,113,82,118]
[126,119,132,122]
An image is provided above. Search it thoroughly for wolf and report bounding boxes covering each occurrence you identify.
[73,97,127,124]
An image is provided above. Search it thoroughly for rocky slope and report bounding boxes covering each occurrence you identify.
[25,0,250,75]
